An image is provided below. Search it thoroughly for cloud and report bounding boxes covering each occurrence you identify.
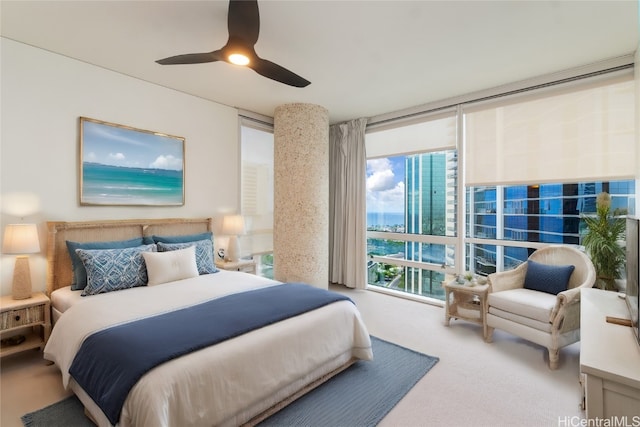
[367,158,391,173]
[367,181,405,211]
[150,155,182,171]
[366,158,396,192]
[367,169,396,192]
[102,152,127,166]
[366,158,404,213]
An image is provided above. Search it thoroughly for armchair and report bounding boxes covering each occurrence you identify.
[486,245,596,369]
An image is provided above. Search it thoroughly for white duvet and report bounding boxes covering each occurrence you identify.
[44,271,373,427]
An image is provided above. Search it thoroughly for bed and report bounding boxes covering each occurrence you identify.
[43,218,373,427]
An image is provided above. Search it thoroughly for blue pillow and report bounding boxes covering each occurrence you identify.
[66,237,144,290]
[523,260,575,295]
[76,244,157,296]
[157,239,217,275]
[152,231,213,244]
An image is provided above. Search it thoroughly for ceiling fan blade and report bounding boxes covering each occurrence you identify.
[228,0,260,46]
[250,57,311,87]
[156,1,309,88]
[156,50,223,65]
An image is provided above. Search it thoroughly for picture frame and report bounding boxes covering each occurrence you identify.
[79,117,185,206]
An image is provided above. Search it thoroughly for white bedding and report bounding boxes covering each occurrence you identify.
[50,286,84,323]
[45,271,373,426]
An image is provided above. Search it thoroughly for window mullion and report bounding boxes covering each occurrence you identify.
[496,185,504,272]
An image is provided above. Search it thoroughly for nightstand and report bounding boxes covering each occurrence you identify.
[215,259,256,274]
[0,292,51,359]
[443,280,489,339]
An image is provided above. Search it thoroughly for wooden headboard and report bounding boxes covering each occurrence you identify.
[46,218,212,296]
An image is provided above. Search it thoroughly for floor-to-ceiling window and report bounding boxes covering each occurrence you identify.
[463,71,636,276]
[466,181,636,275]
[366,112,458,301]
[365,67,636,303]
[240,117,274,279]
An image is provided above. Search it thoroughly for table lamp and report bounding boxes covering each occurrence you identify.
[2,224,40,300]
[222,215,245,262]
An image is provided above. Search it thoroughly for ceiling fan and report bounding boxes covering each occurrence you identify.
[156,0,310,88]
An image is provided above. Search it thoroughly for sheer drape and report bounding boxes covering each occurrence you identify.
[329,118,367,289]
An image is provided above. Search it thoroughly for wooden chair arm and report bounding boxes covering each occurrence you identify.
[488,263,527,293]
[552,298,581,333]
[551,286,587,322]
[558,287,582,306]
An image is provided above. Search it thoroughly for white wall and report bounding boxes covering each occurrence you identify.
[0,38,241,295]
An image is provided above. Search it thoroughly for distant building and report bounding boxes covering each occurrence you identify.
[469,181,635,273]
[403,151,457,299]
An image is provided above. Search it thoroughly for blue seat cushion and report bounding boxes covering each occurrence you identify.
[523,260,575,295]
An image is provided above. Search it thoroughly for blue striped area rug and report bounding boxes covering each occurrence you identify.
[258,336,439,426]
[22,336,438,427]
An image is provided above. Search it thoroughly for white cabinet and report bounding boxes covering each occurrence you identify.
[580,288,640,420]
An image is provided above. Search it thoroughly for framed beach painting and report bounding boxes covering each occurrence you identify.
[79,117,185,206]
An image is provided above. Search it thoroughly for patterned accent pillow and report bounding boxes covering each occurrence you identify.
[157,239,217,274]
[523,260,575,295]
[66,237,144,291]
[76,244,157,296]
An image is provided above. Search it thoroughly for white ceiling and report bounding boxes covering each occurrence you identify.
[1,0,638,124]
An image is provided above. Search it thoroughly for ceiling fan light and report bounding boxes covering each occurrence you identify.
[228,53,250,66]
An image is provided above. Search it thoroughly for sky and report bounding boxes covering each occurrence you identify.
[82,120,184,171]
[366,156,405,214]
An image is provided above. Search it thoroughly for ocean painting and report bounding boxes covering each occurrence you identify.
[80,117,185,206]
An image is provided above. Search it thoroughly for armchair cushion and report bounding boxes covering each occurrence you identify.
[488,307,552,333]
[488,288,557,324]
[523,260,575,295]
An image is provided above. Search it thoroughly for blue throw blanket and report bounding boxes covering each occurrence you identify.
[69,283,352,425]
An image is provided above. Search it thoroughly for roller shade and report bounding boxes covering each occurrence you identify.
[366,110,457,158]
[464,73,635,186]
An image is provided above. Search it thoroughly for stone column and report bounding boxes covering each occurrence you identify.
[273,103,329,289]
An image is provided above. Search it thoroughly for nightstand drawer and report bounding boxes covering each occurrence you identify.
[1,305,44,330]
[235,264,256,274]
[215,260,256,274]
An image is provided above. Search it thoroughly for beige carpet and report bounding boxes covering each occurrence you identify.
[338,287,584,427]
[1,285,584,427]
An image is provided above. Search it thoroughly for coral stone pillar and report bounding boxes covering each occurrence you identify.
[273,103,329,289]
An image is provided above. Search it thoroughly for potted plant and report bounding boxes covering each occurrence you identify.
[582,192,626,291]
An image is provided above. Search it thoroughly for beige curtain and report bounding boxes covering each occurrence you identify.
[329,118,367,289]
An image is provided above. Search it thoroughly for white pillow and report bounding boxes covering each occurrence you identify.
[142,246,199,286]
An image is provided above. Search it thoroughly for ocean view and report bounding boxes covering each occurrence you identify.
[367,212,404,229]
[82,162,183,205]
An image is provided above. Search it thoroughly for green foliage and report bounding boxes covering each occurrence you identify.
[377,263,402,280]
[582,192,626,290]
